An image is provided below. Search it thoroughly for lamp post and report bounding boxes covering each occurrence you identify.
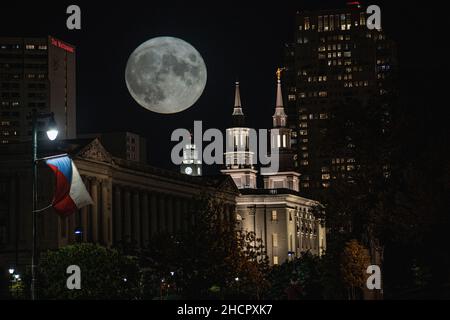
[31,110,58,301]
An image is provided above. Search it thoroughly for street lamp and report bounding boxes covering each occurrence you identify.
[31,110,58,301]
[46,115,58,141]
[8,268,14,275]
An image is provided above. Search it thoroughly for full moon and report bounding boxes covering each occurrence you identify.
[125,37,207,114]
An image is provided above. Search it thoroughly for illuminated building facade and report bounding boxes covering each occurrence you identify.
[223,75,326,266]
[283,3,397,195]
[0,36,77,144]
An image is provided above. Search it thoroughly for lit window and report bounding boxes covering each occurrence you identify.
[304,17,310,30]
[26,44,35,50]
[273,256,279,265]
[360,12,366,26]
[272,234,278,247]
[272,210,278,221]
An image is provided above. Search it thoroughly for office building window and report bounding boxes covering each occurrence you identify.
[304,17,310,30]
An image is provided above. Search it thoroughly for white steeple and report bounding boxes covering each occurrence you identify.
[233,81,244,116]
[273,68,287,128]
[231,81,246,127]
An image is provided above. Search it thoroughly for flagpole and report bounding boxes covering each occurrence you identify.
[30,110,58,301]
[36,153,68,162]
[31,110,38,301]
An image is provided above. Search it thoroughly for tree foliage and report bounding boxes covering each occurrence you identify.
[36,243,140,300]
[340,239,370,299]
[135,195,269,299]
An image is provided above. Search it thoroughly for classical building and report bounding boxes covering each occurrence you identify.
[0,36,77,143]
[222,74,326,266]
[0,138,238,275]
[78,132,148,163]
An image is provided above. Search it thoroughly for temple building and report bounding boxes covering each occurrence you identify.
[222,71,326,265]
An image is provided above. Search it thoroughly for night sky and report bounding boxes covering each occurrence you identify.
[1,1,448,170]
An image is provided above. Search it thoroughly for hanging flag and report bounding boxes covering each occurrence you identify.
[45,156,93,216]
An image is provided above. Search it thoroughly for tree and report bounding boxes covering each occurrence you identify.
[267,251,324,300]
[35,243,140,300]
[340,239,370,300]
[138,195,269,299]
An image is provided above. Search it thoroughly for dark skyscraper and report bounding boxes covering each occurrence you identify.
[0,36,76,144]
[283,2,397,195]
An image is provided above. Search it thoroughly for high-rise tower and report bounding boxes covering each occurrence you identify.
[283,2,397,195]
[0,36,77,144]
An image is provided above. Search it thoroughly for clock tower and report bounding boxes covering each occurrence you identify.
[181,136,202,176]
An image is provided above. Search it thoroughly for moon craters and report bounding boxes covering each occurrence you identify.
[125,37,207,114]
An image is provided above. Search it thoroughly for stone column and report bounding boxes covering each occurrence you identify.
[68,213,75,244]
[81,207,88,242]
[182,199,189,232]
[90,179,99,243]
[150,192,158,236]
[81,177,89,242]
[174,197,181,232]
[158,194,166,233]
[123,189,132,242]
[113,185,122,244]
[132,191,141,247]
[141,192,150,247]
[102,181,112,246]
[166,195,174,233]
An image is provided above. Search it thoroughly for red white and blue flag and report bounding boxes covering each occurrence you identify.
[45,156,93,216]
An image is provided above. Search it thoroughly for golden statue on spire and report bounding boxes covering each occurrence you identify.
[276,67,285,80]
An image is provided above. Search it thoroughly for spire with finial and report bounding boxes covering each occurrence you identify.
[232,81,245,126]
[273,68,287,128]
